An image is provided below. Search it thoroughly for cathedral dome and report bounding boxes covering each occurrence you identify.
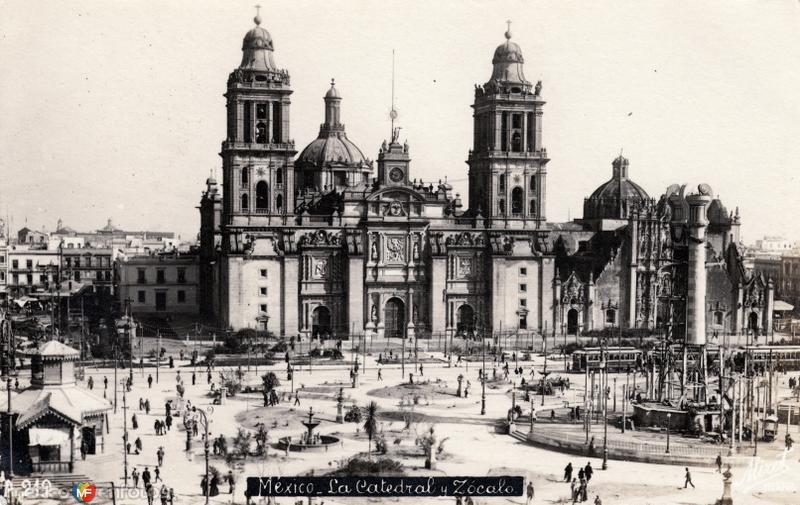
[583,156,650,220]
[240,15,277,71]
[298,134,367,168]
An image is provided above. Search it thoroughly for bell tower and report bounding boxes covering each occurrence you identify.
[467,24,548,228]
[221,8,296,229]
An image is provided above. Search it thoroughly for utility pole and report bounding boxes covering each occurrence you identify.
[113,344,118,414]
[601,338,608,470]
[481,323,486,415]
[7,377,13,478]
[156,329,161,384]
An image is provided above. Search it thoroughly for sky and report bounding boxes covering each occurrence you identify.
[1,0,799,243]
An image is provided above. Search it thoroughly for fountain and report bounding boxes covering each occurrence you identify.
[277,405,341,452]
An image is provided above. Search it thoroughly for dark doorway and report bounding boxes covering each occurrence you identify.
[384,298,406,338]
[567,309,579,335]
[456,304,475,336]
[312,306,331,340]
[81,426,97,455]
[748,312,759,334]
[155,292,167,311]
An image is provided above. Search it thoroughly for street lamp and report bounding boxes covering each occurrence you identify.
[600,341,608,470]
[666,413,672,454]
[481,323,487,416]
[120,378,129,486]
[197,407,213,505]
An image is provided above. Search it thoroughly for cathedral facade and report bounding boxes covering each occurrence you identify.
[198,15,774,341]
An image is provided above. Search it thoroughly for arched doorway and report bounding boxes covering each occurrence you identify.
[567,309,579,335]
[456,304,475,337]
[748,311,759,334]
[312,306,331,340]
[384,298,406,338]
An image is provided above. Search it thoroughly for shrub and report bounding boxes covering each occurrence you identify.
[344,405,362,423]
[330,458,404,476]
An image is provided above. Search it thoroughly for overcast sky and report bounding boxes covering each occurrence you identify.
[1,0,798,243]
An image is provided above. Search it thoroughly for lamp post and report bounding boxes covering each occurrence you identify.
[6,377,13,478]
[666,413,672,454]
[198,407,213,505]
[481,324,486,416]
[601,342,608,470]
[120,378,129,486]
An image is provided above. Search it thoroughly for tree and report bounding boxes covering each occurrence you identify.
[261,372,280,407]
[363,401,378,461]
[254,424,269,457]
[233,427,252,460]
[218,370,242,396]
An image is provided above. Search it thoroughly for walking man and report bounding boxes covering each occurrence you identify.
[157,446,165,466]
[715,454,722,473]
[132,467,140,488]
[148,374,153,389]
[378,368,383,381]
[584,462,593,483]
[684,467,695,489]
[526,480,534,504]
[142,467,151,488]
[564,462,573,482]
[294,392,300,406]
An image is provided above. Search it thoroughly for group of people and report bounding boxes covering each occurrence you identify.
[131,466,174,505]
[564,462,600,504]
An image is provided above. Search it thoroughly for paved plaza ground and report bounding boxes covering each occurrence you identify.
[12,340,800,505]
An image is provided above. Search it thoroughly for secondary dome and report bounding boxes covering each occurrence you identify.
[297,135,367,167]
[583,156,650,220]
[240,15,277,71]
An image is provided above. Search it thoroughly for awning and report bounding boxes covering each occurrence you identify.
[28,427,69,446]
[774,300,795,312]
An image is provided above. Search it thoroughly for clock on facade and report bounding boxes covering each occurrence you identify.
[389,167,404,183]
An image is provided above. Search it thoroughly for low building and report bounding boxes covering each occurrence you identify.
[0,340,111,475]
[117,252,199,314]
[17,227,49,246]
[6,245,60,298]
[61,248,114,296]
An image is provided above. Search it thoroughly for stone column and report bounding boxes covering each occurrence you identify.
[431,257,447,336]
[282,256,299,337]
[348,257,365,335]
[686,190,713,345]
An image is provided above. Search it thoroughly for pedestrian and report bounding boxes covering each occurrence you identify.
[577,468,585,482]
[160,484,169,505]
[785,433,794,451]
[584,462,593,483]
[594,496,602,505]
[88,376,94,390]
[146,483,155,505]
[588,436,595,457]
[176,370,181,383]
[132,413,139,430]
[419,363,424,375]
[570,478,577,502]
[139,398,144,411]
[526,481,534,504]
[136,437,143,454]
[169,487,174,505]
[166,414,172,431]
[684,467,695,489]
[715,454,722,473]
[165,401,171,417]
[564,462,573,482]
[157,446,165,466]
[154,467,161,482]
[148,374,153,388]
[154,419,160,435]
[378,368,383,381]
[207,371,212,384]
[104,376,108,389]
[80,441,87,460]
[192,372,196,385]
[294,392,300,406]
[145,399,151,414]
[126,442,132,454]
[193,420,199,437]
[132,468,140,488]
[142,467,151,487]
[227,470,235,494]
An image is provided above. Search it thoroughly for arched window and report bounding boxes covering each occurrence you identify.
[511,187,524,216]
[530,175,536,191]
[256,122,267,143]
[256,181,269,210]
[241,167,249,186]
[499,174,506,191]
[240,193,249,211]
[276,168,283,185]
[606,309,616,325]
[276,194,283,211]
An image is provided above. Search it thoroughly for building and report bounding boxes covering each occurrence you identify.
[754,236,797,253]
[17,227,48,246]
[61,248,115,296]
[781,253,800,312]
[117,252,199,314]
[6,245,60,298]
[198,14,771,340]
[0,340,111,475]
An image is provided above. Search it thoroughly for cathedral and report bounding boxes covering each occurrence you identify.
[198,14,774,342]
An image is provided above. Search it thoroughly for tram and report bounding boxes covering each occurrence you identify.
[734,345,800,372]
[571,346,643,372]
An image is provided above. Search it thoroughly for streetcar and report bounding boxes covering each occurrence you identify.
[733,345,800,372]
[571,346,642,372]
